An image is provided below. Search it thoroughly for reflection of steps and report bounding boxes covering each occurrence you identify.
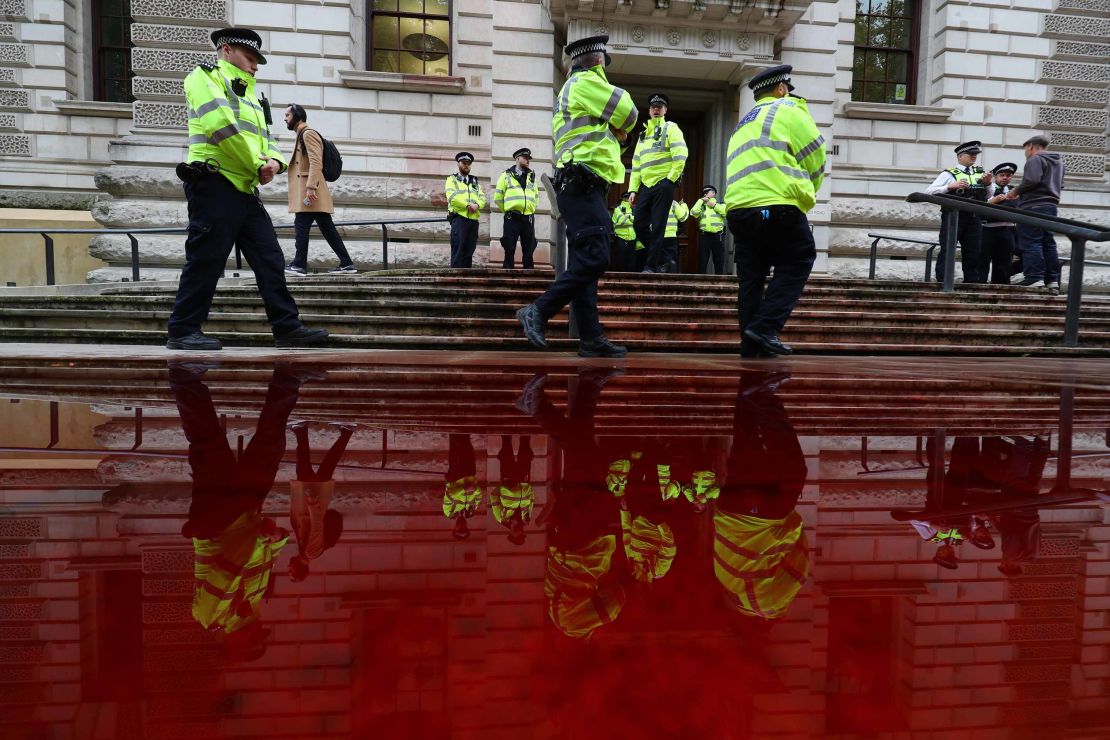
[3,270,1110,354]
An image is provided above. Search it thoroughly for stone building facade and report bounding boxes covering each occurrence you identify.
[0,0,1106,284]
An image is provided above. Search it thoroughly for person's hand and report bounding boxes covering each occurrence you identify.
[628,192,637,206]
[305,187,318,205]
[466,203,478,213]
[946,181,962,191]
[609,124,627,142]
[1005,189,1020,200]
[980,172,993,185]
[258,158,280,185]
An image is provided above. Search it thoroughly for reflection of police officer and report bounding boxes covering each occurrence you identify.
[925,140,991,284]
[725,65,825,358]
[167,28,328,351]
[445,151,486,268]
[515,35,638,358]
[494,148,539,269]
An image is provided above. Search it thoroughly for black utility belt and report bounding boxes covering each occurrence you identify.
[553,163,606,195]
[700,229,724,234]
[504,211,534,220]
[175,159,221,183]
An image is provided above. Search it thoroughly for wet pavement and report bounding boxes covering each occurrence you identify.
[0,352,1108,739]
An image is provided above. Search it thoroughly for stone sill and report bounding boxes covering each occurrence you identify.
[339,69,465,95]
[53,100,134,118]
[841,101,953,123]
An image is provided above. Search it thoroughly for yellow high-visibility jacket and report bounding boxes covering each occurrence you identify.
[545,535,625,638]
[443,476,482,518]
[612,202,635,240]
[553,64,638,184]
[724,95,825,214]
[713,509,809,619]
[691,198,727,233]
[185,59,286,193]
[445,173,486,220]
[664,201,689,239]
[629,117,688,192]
[494,168,539,215]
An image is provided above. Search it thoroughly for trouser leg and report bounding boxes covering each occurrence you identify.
[1017,210,1047,281]
[749,208,816,335]
[1031,204,1061,283]
[729,209,772,335]
[292,212,314,269]
[460,219,478,268]
[294,424,314,480]
[450,218,464,268]
[315,426,352,480]
[236,194,303,336]
[315,212,353,267]
[711,233,726,275]
[520,216,536,269]
[501,214,519,269]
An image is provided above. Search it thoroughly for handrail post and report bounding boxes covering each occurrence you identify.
[868,237,880,280]
[127,233,140,282]
[382,224,389,270]
[41,233,55,286]
[1063,237,1085,348]
[234,243,242,271]
[940,208,957,292]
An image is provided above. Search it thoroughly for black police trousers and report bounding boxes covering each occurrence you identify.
[728,205,816,338]
[936,211,983,284]
[632,178,675,270]
[979,225,1016,285]
[501,212,536,269]
[450,215,479,268]
[610,237,635,272]
[698,231,726,275]
[168,174,302,339]
[534,183,611,342]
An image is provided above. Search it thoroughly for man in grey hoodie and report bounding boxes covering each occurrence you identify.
[1005,135,1064,293]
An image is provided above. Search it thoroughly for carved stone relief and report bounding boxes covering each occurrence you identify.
[0,43,27,65]
[1043,13,1110,40]
[130,0,227,23]
[1040,60,1110,84]
[0,88,28,109]
[132,76,186,99]
[1036,105,1108,131]
[0,517,41,537]
[1048,85,1108,107]
[133,101,187,128]
[132,23,213,49]
[1053,40,1110,61]
[1049,132,1107,150]
[1056,0,1110,10]
[132,48,217,76]
[1060,153,1106,176]
[0,22,14,38]
[0,0,27,20]
[0,68,15,85]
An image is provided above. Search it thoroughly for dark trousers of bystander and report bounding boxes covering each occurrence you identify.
[1016,202,1061,284]
[290,212,354,270]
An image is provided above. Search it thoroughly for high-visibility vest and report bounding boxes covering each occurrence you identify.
[664,201,689,239]
[445,173,486,220]
[192,510,287,634]
[944,166,989,202]
[656,462,681,500]
[713,509,809,620]
[612,202,635,240]
[494,168,539,215]
[630,118,688,192]
[690,198,726,233]
[185,60,286,194]
[931,528,964,544]
[606,457,632,497]
[683,469,720,504]
[724,95,826,214]
[545,535,625,638]
[443,475,482,518]
[620,509,676,583]
[491,482,534,525]
[553,64,638,184]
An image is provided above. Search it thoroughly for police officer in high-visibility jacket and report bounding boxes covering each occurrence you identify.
[629,93,688,274]
[445,151,487,268]
[494,147,539,269]
[925,140,992,284]
[691,186,728,275]
[167,28,328,351]
[725,65,825,358]
[610,192,637,271]
[515,35,638,358]
[659,198,689,273]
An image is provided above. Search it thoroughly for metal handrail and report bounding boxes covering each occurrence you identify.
[866,233,940,280]
[0,217,447,286]
[906,192,1110,347]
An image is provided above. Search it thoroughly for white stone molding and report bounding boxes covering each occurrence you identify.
[841,101,954,123]
[567,18,773,60]
[339,69,466,95]
[52,100,134,118]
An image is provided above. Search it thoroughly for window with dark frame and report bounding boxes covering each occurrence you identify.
[93,0,135,103]
[852,0,916,105]
[368,0,451,76]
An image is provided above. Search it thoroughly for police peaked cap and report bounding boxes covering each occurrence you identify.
[455,151,475,163]
[211,28,267,65]
[565,34,612,66]
[702,185,717,195]
[648,93,670,107]
[512,147,532,159]
[992,162,1017,175]
[748,64,794,92]
[955,140,982,155]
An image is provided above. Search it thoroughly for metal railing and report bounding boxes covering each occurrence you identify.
[0,217,447,286]
[906,193,1110,347]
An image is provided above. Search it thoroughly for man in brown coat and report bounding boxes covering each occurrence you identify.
[283,104,356,274]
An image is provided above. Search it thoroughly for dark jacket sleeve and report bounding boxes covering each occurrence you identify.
[1015,155,1043,194]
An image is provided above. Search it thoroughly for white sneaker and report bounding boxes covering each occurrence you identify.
[1046,281,1060,295]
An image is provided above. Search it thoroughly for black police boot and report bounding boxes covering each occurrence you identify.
[275,326,329,348]
[742,328,793,356]
[578,336,627,358]
[166,331,222,351]
[515,304,548,349]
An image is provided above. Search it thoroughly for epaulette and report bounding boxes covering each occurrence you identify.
[198,62,217,73]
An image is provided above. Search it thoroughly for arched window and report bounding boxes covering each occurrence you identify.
[851,0,917,105]
[368,0,452,76]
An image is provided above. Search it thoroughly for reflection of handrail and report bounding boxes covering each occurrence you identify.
[0,217,447,286]
[907,192,1110,347]
[889,489,1097,522]
[858,435,927,475]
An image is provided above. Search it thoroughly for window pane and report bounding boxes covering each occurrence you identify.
[868,16,889,47]
[864,80,884,102]
[426,53,449,76]
[373,0,398,10]
[854,17,868,45]
[426,0,449,15]
[852,49,865,80]
[373,50,399,72]
[867,0,887,15]
[865,50,885,81]
[888,52,908,83]
[891,19,911,48]
[425,19,449,57]
[104,50,128,79]
[851,81,864,101]
[890,0,910,17]
[100,0,123,15]
[398,0,423,12]
[373,16,399,49]
[399,51,424,74]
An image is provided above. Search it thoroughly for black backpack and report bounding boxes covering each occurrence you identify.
[298,128,343,182]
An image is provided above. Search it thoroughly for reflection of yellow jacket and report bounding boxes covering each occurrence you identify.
[713,509,808,619]
[443,476,482,518]
[193,510,287,634]
[683,470,720,505]
[491,483,534,525]
[620,510,675,583]
[545,535,625,638]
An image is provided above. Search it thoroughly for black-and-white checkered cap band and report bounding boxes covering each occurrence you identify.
[569,40,607,57]
[216,36,261,52]
[755,73,789,89]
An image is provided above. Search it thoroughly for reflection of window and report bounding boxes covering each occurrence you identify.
[852,0,916,105]
[369,0,451,76]
[93,0,134,103]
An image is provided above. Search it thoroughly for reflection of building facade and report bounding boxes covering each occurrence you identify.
[1,373,1109,736]
[0,0,1105,281]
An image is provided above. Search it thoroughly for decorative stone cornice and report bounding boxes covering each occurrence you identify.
[1048,85,1108,109]
[1059,153,1106,177]
[841,101,953,122]
[52,100,134,118]
[568,18,773,63]
[0,0,28,21]
[339,69,466,94]
[1043,13,1110,42]
[1038,60,1110,87]
[0,43,28,66]
[0,132,30,156]
[132,23,214,50]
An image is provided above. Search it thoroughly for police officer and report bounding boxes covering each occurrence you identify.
[166,28,328,351]
[925,140,991,284]
[515,35,638,358]
[611,191,637,271]
[629,93,688,273]
[494,147,539,269]
[659,196,689,273]
[445,151,486,268]
[691,185,727,275]
[725,65,825,357]
[981,162,1019,284]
